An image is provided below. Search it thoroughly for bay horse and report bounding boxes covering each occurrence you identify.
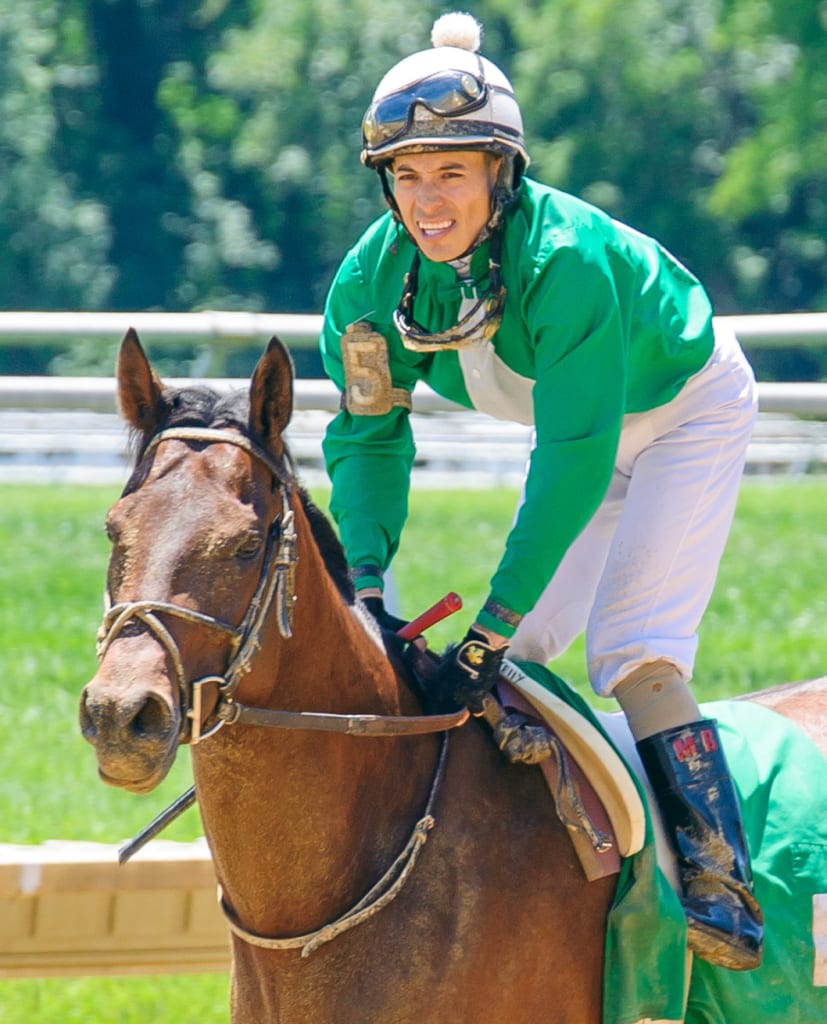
[80,331,826,1023]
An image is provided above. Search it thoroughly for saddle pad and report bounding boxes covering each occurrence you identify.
[500,658,646,857]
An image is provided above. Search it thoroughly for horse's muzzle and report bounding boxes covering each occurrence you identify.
[79,676,180,793]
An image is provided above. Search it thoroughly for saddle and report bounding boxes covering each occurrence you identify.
[493,659,646,880]
[399,641,645,882]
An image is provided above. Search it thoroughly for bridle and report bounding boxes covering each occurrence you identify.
[96,426,299,745]
[101,424,469,955]
[97,424,468,744]
[103,425,468,919]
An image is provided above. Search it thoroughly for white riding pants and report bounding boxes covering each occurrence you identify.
[509,325,758,696]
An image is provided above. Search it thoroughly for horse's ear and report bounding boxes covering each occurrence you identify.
[249,336,294,446]
[117,328,167,437]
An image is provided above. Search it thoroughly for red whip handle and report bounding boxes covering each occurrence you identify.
[396,592,463,641]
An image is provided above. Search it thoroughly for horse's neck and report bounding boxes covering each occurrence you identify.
[192,502,438,937]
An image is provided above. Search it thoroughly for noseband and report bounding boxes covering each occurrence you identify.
[96,427,299,744]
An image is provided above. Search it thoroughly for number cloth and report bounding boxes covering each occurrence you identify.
[686,700,827,1024]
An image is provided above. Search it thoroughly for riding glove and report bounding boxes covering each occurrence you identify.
[435,627,508,713]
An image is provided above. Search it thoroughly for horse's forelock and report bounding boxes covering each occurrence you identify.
[122,384,250,492]
[166,385,248,431]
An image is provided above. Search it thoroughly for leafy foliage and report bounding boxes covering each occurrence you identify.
[0,0,825,376]
[0,1,113,311]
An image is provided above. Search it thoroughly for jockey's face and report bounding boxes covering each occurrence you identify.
[391,150,501,262]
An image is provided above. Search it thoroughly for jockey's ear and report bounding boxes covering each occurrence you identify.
[117,328,167,439]
[249,336,294,450]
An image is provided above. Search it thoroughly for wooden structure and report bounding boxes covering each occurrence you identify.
[0,840,229,978]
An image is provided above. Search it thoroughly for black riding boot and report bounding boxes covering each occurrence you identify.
[637,719,764,971]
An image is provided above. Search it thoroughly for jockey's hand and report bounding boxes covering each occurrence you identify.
[434,626,509,714]
[361,594,410,636]
[361,593,423,678]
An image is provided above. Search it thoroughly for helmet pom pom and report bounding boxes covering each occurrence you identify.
[431,12,482,52]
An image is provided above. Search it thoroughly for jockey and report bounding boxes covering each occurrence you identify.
[319,12,763,970]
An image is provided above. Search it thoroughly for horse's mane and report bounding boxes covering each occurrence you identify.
[297,484,355,605]
[125,384,355,606]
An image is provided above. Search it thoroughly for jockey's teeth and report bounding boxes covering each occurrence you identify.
[419,220,452,234]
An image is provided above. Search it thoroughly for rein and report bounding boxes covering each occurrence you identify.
[108,425,469,952]
[217,702,467,735]
[221,733,450,958]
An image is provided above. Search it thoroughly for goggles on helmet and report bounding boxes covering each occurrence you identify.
[393,286,505,351]
[362,70,488,151]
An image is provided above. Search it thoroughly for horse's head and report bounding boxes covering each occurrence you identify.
[79,329,297,793]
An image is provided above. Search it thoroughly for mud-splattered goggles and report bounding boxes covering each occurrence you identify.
[362,71,488,150]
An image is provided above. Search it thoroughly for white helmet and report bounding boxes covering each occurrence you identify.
[361,13,529,179]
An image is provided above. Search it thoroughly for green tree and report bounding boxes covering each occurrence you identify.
[53,0,257,311]
[0,0,113,312]
[501,0,827,317]
[172,0,447,312]
[709,0,827,314]
[0,0,825,380]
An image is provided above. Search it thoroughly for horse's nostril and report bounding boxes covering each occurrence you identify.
[131,693,174,738]
[79,679,179,792]
[79,685,176,746]
[78,689,98,742]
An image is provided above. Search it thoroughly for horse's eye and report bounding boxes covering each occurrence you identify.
[104,517,119,544]
[235,530,264,560]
